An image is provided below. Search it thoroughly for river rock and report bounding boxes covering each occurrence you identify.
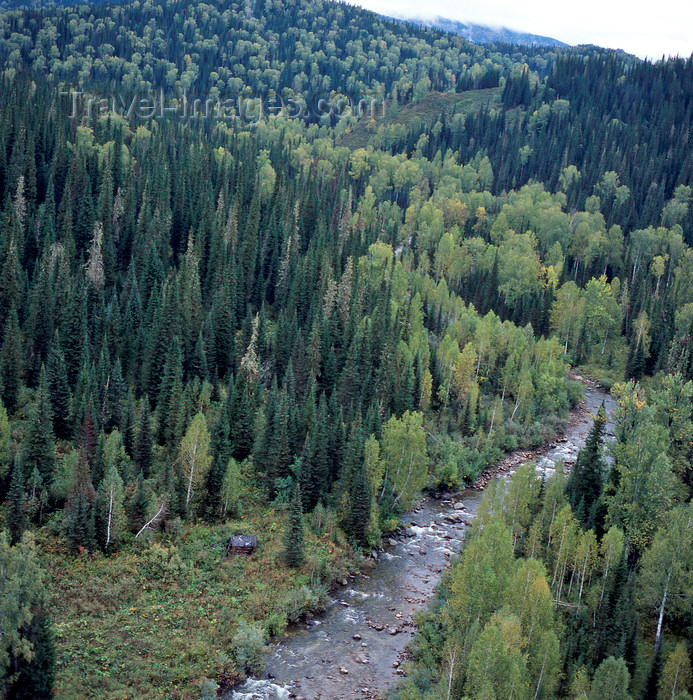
[340,666,349,674]
[388,538,398,547]
[453,502,465,510]
[352,633,361,640]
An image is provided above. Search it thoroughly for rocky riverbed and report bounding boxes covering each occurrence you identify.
[227,381,616,700]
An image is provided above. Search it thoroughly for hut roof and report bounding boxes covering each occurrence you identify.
[228,535,257,549]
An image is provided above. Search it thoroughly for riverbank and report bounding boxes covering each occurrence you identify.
[470,371,614,489]
[228,381,616,700]
[43,508,357,699]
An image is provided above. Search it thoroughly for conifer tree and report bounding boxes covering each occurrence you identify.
[46,333,72,439]
[60,275,88,387]
[229,370,256,461]
[134,399,153,477]
[265,384,292,495]
[157,336,184,447]
[22,366,56,487]
[0,399,10,485]
[283,485,305,568]
[643,644,664,700]
[348,464,372,547]
[79,409,97,472]
[129,472,149,533]
[120,388,137,457]
[0,307,22,413]
[64,446,97,553]
[567,403,607,530]
[203,408,231,521]
[7,457,26,544]
[298,433,316,511]
[0,532,54,699]
[8,605,56,700]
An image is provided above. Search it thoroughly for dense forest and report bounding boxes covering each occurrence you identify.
[0,0,691,697]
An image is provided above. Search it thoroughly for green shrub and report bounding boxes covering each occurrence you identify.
[197,678,218,700]
[263,611,287,637]
[231,621,266,677]
[284,584,328,623]
[139,544,190,581]
[566,379,584,407]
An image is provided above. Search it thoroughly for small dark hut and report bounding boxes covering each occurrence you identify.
[226,535,257,556]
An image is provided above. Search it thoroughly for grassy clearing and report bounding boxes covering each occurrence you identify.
[39,509,355,699]
[337,87,503,149]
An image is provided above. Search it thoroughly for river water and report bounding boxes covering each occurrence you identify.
[228,383,616,700]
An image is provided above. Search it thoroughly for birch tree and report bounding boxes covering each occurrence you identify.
[638,503,693,649]
[378,410,428,510]
[177,412,212,514]
[659,642,692,700]
[548,504,578,602]
[95,465,125,550]
[599,526,625,606]
[606,419,677,557]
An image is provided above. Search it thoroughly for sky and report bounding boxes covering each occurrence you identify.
[346,0,693,60]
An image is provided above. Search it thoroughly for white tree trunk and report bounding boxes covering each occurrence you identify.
[655,574,671,649]
[106,485,114,548]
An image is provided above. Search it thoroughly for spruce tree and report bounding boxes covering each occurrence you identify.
[0,306,22,413]
[203,408,231,521]
[130,472,149,534]
[283,485,305,568]
[348,464,372,547]
[7,457,27,544]
[625,336,646,381]
[8,605,56,700]
[642,642,664,700]
[23,366,56,487]
[46,333,72,440]
[567,403,607,530]
[157,336,184,447]
[64,450,97,553]
[60,275,88,387]
[134,399,153,477]
[66,490,95,554]
[229,370,256,461]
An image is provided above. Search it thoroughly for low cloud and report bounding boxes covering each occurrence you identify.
[348,0,693,59]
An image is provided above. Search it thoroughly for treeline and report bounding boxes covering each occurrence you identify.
[394,374,693,699]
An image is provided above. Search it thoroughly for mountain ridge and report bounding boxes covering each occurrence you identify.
[395,14,569,47]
